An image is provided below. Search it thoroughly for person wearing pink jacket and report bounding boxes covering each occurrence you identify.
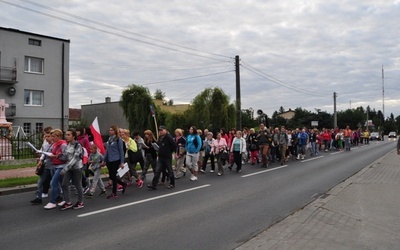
[211,133,228,176]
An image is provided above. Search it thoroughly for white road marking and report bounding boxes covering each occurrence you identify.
[241,165,288,178]
[311,193,319,198]
[330,151,342,155]
[301,156,324,162]
[77,184,211,218]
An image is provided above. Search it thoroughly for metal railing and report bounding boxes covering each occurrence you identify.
[0,133,43,160]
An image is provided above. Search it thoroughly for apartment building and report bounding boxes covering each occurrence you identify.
[0,27,70,134]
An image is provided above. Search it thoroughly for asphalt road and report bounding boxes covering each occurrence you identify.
[0,138,396,250]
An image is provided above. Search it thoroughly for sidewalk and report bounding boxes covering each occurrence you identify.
[237,149,400,250]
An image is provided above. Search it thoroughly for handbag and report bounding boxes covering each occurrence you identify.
[220,150,228,161]
[35,164,44,176]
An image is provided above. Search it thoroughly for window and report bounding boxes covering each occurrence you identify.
[36,123,43,133]
[24,90,44,106]
[24,56,43,73]
[28,38,41,46]
[23,123,31,134]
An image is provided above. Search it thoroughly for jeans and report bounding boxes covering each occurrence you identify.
[90,168,105,193]
[152,157,175,187]
[202,152,215,171]
[50,168,63,204]
[37,168,52,199]
[62,168,83,203]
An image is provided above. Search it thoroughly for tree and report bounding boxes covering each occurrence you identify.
[184,87,235,131]
[120,84,155,132]
[154,89,165,101]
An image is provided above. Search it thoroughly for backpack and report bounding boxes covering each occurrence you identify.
[74,142,88,164]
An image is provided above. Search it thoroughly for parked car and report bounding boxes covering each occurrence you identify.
[388,131,397,138]
[370,132,382,141]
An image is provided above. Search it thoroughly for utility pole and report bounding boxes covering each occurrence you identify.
[333,92,337,128]
[382,65,385,120]
[235,55,242,131]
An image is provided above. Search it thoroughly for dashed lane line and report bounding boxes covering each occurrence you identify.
[77,184,211,218]
[301,156,324,162]
[241,165,288,178]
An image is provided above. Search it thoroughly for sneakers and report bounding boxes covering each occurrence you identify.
[190,175,198,181]
[106,193,118,199]
[60,202,73,211]
[86,192,94,197]
[217,172,222,176]
[147,184,157,190]
[167,184,175,189]
[83,187,90,195]
[41,193,48,198]
[210,170,215,173]
[44,202,57,210]
[58,201,66,206]
[200,169,205,173]
[31,198,42,204]
[73,202,84,210]
[99,190,107,196]
[117,184,123,192]
[137,179,144,188]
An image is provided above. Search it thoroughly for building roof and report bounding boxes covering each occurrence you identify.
[69,108,81,120]
[0,27,70,43]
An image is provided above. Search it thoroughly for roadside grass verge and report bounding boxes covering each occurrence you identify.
[0,163,36,171]
[0,176,39,188]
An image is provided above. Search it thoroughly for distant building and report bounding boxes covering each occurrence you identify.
[278,109,295,120]
[68,108,81,127]
[153,99,190,114]
[81,97,190,134]
[0,27,70,133]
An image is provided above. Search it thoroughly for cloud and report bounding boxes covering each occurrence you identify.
[1,0,399,120]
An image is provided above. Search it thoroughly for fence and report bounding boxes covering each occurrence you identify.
[0,133,43,160]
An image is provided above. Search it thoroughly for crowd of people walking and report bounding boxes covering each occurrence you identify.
[30,122,372,210]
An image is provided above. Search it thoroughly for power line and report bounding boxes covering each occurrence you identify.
[0,0,230,62]
[20,0,231,60]
[241,62,328,97]
[141,70,234,85]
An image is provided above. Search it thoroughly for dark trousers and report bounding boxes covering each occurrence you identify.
[202,152,215,171]
[233,151,242,171]
[107,160,125,194]
[152,157,175,187]
[42,172,51,194]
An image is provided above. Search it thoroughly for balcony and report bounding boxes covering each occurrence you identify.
[0,66,18,84]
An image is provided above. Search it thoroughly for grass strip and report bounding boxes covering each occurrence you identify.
[0,176,39,188]
[0,163,36,171]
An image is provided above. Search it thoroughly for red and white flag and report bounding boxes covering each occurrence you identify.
[90,117,106,154]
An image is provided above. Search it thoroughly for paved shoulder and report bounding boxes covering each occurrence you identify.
[237,149,400,250]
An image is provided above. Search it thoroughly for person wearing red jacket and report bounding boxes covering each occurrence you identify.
[322,129,331,152]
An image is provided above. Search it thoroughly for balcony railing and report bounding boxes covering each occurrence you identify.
[0,66,17,84]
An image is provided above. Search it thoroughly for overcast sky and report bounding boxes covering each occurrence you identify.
[1,0,400,119]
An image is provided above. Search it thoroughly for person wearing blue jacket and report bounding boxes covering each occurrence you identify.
[186,126,202,181]
[102,125,126,199]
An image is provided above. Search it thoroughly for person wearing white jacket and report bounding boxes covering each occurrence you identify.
[229,131,247,173]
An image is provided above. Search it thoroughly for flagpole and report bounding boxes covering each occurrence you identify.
[149,105,159,140]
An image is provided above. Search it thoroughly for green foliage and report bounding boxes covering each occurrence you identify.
[0,176,39,188]
[154,89,166,100]
[241,109,258,129]
[120,84,155,133]
[184,87,235,131]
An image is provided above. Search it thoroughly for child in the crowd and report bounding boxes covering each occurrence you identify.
[86,144,106,197]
